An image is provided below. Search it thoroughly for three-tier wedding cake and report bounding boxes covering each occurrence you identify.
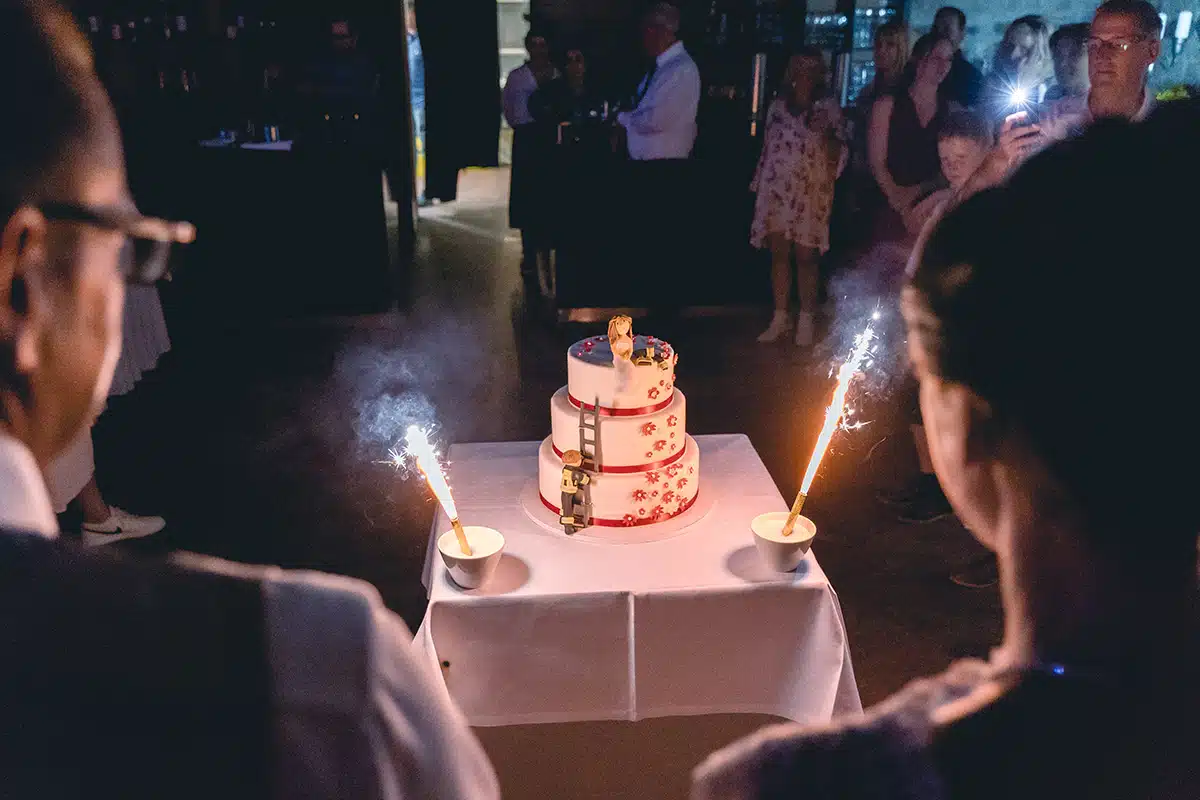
[538,317,700,531]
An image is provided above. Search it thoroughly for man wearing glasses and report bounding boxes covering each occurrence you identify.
[1040,0,1160,139]
[964,0,1160,194]
[0,2,498,797]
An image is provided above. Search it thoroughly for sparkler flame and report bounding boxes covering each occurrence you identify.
[403,425,460,521]
[799,319,877,497]
[401,425,472,555]
[782,313,880,536]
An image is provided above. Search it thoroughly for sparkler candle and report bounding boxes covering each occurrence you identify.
[782,314,878,537]
[403,425,472,555]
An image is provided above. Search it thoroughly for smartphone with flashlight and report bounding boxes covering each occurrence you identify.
[1006,108,1040,130]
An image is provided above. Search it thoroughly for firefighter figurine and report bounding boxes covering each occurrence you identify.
[559,449,592,534]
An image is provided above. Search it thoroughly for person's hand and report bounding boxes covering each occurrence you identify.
[887,184,922,214]
[978,113,1045,184]
[808,105,835,134]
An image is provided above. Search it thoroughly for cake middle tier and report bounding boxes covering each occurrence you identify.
[538,435,700,527]
[551,386,687,470]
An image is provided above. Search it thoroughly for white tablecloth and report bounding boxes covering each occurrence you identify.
[416,434,861,727]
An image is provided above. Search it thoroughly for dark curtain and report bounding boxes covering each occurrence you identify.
[415,0,501,201]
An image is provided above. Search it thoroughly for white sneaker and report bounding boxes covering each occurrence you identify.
[756,312,792,343]
[794,312,815,347]
[82,507,166,547]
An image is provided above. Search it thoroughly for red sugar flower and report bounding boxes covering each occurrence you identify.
[667,415,678,427]
[647,387,661,400]
[677,478,688,489]
[638,507,647,516]
[650,505,665,519]
[662,490,675,504]
[632,489,648,502]
[641,422,657,436]
[623,514,636,527]
[654,440,667,452]
[645,471,660,484]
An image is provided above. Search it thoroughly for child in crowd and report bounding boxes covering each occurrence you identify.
[906,108,993,235]
[751,48,847,347]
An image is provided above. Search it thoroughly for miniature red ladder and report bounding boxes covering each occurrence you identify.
[578,396,601,470]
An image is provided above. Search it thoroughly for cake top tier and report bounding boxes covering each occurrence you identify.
[569,334,673,367]
[566,334,677,412]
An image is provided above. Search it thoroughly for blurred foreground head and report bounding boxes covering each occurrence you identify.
[0,0,129,466]
[905,100,1200,582]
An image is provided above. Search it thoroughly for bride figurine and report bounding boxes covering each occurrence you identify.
[608,315,634,363]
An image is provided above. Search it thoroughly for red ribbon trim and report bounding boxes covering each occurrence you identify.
[567,392,673,417]
[540,492,699,527]
[552,443,685,474]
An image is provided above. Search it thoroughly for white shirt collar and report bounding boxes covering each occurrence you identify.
[657,40,685,67]
[0,432,59,537]
[1133,88,1155,121]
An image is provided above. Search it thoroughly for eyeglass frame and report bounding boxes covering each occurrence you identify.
[1085,34,1149,54]
[37,202,196,285]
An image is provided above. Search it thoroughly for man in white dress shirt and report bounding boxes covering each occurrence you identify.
[0,2,498,797]
[617,3,701,161]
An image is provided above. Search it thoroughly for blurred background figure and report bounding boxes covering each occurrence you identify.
[847,20,910,248]
[933,6,983,108]
[1046,23,1091,102]
[531,46,606,133]
[987,15,1055,117]
[750,50,847,347]
[857,19,911,113]
[867,32,953,248]
[295,19,381,155]
[503,28,558,305]
[406,5,426,204]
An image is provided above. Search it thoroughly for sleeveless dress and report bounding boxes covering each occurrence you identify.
[44,286,171,512]
[873,89,949,242]
[750,97,846,254]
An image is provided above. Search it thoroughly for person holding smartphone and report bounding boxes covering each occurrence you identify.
[965,0,1161,197]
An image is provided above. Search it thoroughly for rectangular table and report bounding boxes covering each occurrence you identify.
[416,434,861,728]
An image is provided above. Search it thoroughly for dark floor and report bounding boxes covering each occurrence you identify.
[87,169,1001,793]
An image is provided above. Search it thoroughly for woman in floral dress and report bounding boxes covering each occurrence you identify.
[751,49,847,346]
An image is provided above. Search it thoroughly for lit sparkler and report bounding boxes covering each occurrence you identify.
[782,313,879,536]
[401,425,472,555]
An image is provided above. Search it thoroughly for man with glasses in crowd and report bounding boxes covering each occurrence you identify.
[0,1,498,796]
[967,0,1160,193]
[1041,0,1160,137]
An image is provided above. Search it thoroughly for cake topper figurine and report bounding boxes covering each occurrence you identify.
[559,449,592,534]
[608,315,634,363]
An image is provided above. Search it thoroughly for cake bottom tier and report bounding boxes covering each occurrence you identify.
[538,435,700,527]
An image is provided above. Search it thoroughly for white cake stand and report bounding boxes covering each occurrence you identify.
[518,479,716,544]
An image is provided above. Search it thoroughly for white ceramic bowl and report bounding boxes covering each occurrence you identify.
[438,526,506,589]
[751,511,817,573]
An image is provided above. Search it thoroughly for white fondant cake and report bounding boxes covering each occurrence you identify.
[539,333,700,529]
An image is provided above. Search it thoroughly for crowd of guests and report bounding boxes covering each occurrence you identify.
[743,0,1168,568]
[2,0,1198,797]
